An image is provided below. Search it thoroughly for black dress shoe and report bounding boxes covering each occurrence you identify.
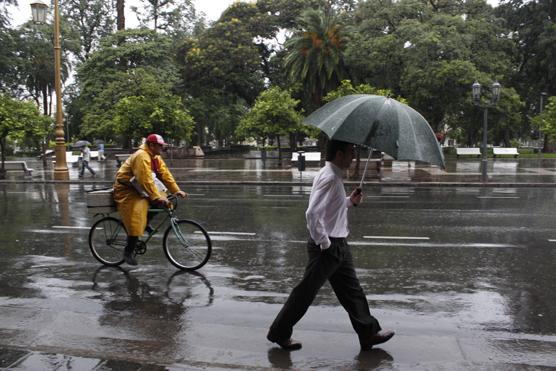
[275,338,302,351]
[361,330,395,350]
[267,333,302,351]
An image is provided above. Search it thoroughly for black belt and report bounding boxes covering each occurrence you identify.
[329,237,347,242]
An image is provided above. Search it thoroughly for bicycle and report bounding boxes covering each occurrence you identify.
[88,195,211,271]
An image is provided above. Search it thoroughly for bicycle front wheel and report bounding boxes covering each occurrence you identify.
[89,216,127,266]
[163,219,211,270]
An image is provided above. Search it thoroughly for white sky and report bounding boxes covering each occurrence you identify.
[8,0,237,27]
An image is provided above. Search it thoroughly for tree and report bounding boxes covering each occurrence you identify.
[111,86,194,145]
[131,0,197,37]
[15,22,73,115]
[61,0,115,62]
[533,96,556,140]
[323,79,404,103]
[72,29,181,146]
[176,15,265,146]
[236,87,303,164]
[116,0,125,30]
[284,8,349,111]
[80,68,193,146]
[0,94,48,178]
[496,0,556,149]
[345,0,518,144]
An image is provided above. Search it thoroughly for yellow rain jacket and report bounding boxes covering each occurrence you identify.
[113,144,181,236]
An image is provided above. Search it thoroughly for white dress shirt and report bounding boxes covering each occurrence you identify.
[82,146,91,162]
[306,161,353,250]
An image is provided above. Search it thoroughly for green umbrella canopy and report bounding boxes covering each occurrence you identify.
[304,94,445,168]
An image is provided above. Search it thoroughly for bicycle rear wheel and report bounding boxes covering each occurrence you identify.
[89,216,127,266]
[163,219,211,270]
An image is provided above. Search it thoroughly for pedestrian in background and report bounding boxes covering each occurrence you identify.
[79,144,96,178]
[267,139,394,351]
[98,142,106,161]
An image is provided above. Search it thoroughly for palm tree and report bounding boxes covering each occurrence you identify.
[284,8,348,111]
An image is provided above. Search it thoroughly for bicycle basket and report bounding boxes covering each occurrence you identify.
[86,188,117,213]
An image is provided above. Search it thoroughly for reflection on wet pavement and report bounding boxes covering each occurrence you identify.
[7,156,556,184]
[0,180,555,369]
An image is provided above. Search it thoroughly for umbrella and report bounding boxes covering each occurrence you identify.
[73,140,91,148]
[304,94,445,186]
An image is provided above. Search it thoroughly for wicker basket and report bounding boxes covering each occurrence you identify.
[86,188,116,213]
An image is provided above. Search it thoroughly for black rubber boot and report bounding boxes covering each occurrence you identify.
[124,236,138,266]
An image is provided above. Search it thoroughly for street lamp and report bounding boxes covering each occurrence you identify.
[31,0,69,180]
[472,80,502,182]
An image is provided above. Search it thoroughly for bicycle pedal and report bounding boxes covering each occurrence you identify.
[135,240,147,255]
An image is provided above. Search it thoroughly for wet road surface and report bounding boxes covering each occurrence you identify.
[1,180,555,370]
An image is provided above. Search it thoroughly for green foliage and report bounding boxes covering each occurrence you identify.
[496,0,556,116]
[236,87,303,142]
[80,68,193,144]
[113,92,194,144]
[324,80,407,103]
[131,0,197,38]
[0,94,47,173]
[74,29,185,145]
[176,11,268,146]
[533,96,556,139]
[14,22,75,111]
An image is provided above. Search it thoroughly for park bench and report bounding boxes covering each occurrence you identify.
[456,147,481,158]
[115,153,131,167]
[3,161,33,176]
[291,152,322,162]
[493,147,519,158]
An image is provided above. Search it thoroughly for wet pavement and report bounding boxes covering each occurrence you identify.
[1,157,556,370]
[7,155,556,185]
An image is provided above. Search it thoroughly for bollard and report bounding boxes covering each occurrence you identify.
[297,151,306,172]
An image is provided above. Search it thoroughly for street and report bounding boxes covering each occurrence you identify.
[1,182,555,369]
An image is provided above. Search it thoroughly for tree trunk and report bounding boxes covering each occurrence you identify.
[318,132,328,167]
[117,0,125,30]
[0,137,6,179]
[350,146,361,180]
[277,135,282,166]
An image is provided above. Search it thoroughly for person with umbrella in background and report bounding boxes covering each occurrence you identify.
[78,142,96,178]
[267,139,394,351]
[97,141,106,161]
[113,134,187,266]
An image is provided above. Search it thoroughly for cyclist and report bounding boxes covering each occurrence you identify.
[113,134,187,265]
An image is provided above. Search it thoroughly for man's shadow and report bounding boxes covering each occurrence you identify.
[267,347,293,369]
[355,348,394,369]
[266,346,394,370]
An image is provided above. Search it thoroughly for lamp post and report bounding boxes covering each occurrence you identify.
[31,0,69,180]
[472,80,502,182]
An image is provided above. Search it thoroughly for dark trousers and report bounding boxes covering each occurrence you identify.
[268,238,381,345]
[79,160,95,176]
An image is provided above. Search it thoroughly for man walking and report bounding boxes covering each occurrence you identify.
[79,144,96,178]
[267,140,394,351]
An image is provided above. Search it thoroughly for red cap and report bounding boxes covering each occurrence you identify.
[146,134,166,145]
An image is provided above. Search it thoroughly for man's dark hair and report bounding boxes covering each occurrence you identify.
[326,140,352,161]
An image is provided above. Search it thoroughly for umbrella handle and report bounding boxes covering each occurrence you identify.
[359,149,373,190]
